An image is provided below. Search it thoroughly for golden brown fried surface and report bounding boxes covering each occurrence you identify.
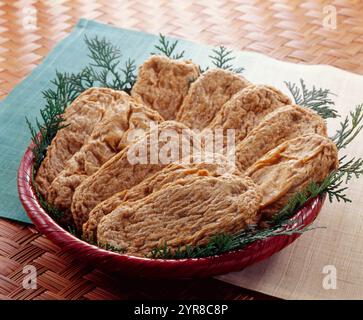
[71,121,197,230]
[35,88,134,200]
[131,55,200,120]
[246,134,339,218]
[176,69,250,129]
[207,85,291,143]
[48,102,164,217]
[235,105,327,172]
[97,174,261,257]
[83,159,238,242]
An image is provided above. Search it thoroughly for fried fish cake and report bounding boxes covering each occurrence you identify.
[131,55,200,120]
[176,69,250,129]
[246,134,339,218]
[97,174,261,257]
[235,105,327,172]
[71,121,198,230]
[48,102,164,217]
[35,88,135,199]
[207,85,291,143]
[83,158,238,242]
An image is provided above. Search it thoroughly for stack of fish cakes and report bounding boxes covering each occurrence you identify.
[35,55,338,257]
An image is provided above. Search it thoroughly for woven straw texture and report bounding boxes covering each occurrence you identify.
[0,218,273,300]
[1,0,363,100]
[1,0,363,300]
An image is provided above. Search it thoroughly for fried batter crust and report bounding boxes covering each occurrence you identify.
[207,85,291,143]
[246,134,338,218]
[176,69,250,129]
[235,105,327,171]
[131,55,200,120]
[35,88,135,199]
[71,121,197,230]
[48,102,164,217]
[97,174,261,256]
[83,159,239,242]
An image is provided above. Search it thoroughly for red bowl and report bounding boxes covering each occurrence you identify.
[17,142,324,279]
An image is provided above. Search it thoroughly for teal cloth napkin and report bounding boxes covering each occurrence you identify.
[0,19,227,224]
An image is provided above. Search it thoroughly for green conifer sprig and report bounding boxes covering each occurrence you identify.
[332,104,363,150]
[26,71,78,169]
[149,225,321,259]
[208,45,244,74]
[285,79,338,119]
[151,33,185,59]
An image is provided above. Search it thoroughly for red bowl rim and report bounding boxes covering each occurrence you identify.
[17,141,323,277]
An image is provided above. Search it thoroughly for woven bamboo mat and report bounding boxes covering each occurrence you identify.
[1,0,363,100]
[0,218,273,300]
[0,0,363,300]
